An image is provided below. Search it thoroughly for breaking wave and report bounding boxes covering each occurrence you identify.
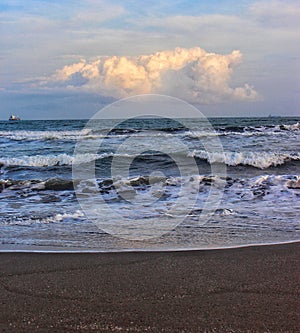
[189,150,300,169]
[0,129,94,141]
[1,150,300,169]
[0,122,299,142]
[0,153,103,167]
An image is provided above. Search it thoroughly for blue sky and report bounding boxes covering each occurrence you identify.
[0,0,299,119]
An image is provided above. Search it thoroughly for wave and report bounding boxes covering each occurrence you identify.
[187,122,300,139]
[0,153,104,167]
[188,130,295,138]
[0,129,175,142]
[189,150,300,169]
[0,122,299,142]
[1,149,300,169]
[280,122,300,131]
[0,129,94,141]
[220,122,300,132]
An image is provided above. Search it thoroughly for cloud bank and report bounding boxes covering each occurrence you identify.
[40,47,259,103]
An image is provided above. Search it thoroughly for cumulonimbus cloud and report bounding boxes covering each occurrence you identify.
[41,47,259,103]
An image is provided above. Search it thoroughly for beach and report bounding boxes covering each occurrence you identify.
[0,242,299,332]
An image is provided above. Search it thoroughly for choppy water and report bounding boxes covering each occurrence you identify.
[0,117,299,251]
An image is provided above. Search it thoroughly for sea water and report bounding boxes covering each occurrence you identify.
[0,117,299,251]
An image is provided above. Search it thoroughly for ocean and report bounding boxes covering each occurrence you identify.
[0,116,299,251]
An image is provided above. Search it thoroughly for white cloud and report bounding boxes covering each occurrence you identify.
[37,47,259,103]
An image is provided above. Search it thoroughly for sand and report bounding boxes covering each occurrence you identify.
[0,242,299,332]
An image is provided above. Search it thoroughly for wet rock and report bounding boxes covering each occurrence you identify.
[41,195,62,203]
[286,178,300,189]
[44,179,74,191]
[130,176,149,186]
[0,179,13,192]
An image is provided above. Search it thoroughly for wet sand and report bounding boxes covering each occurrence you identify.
[0,242,299,332]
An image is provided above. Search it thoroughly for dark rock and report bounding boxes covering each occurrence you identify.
[44,179,74,191]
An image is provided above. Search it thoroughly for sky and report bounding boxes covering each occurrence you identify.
[0,0,299,119]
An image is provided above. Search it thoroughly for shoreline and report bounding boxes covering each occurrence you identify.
[0,241,299,332]
[0,238,299,253]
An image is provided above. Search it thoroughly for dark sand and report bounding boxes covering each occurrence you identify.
[0,242,299,332]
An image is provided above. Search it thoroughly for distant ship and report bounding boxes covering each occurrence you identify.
[9,114,21,121]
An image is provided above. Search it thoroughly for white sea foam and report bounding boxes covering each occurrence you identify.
[0,129,95,141]
[0,153,103,167]
[189,150,300,169]
[3,210,85,226]
[185,130,220,138]
[282,122,300,131]
[186,124,300,139]
[0,129,175,141]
